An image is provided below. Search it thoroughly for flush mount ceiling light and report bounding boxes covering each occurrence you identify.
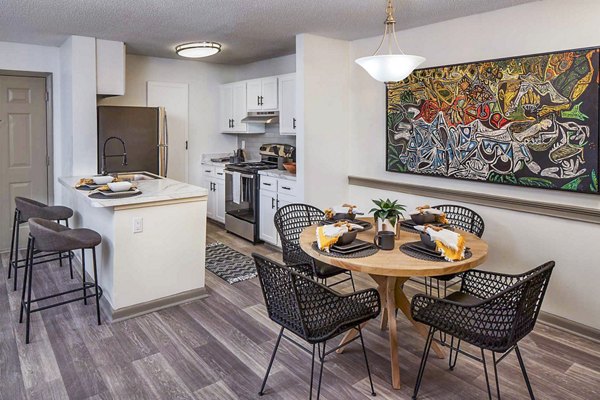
[355,0,425,83]
[175,42,222,58]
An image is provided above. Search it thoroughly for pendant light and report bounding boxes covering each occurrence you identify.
[175,42,222,58]
[355,0,425,83]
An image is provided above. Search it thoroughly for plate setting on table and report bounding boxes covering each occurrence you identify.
[87,181,142,199]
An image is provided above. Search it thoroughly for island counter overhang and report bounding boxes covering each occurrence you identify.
[58,175,209,321]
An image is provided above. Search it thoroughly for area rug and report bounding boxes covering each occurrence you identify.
[205,242,257,284]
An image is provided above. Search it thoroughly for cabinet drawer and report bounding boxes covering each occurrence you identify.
[202,165,215,177]
[214,167,225,180]
[277,179,297,196]
[260,176,277,191]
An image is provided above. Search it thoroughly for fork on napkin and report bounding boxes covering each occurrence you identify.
[415,224,466,261]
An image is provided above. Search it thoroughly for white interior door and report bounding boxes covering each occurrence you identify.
[0,75,48,251]
[147,81,189,182]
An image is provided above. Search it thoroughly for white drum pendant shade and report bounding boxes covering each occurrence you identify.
[356,54,425,83]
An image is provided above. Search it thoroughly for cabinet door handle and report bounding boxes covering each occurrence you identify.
[293,118,296,129]
[257,96,260,106]
[271,197,275,209]
[217,172,223,176]
[231,119,234,128]
[263,182,272,186]
[205,170,211,173]
[260,96,264,106]
[282,186,290,190]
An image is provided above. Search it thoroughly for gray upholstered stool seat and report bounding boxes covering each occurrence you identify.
[9,197,75,291]
[20,218,103,344]
[15,197,74,222]
[28,218,101,252]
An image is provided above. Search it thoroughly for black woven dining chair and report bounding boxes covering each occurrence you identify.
[274,203,355,290]
[421,204,486,299]
[253,253,380,399]
[410,261,555,400]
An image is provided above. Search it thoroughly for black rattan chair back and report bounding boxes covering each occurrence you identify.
[253,253,307,338]
[274,203,324,266]
[433,204,485,238]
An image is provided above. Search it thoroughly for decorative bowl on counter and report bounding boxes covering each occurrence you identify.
[108,181,133,192]
[283,162,296,174]
[92,176,114,185]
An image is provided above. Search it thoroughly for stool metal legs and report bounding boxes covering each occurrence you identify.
[8,210,18,280]
[19,238,103,344]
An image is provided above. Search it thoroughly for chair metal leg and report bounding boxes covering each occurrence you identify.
[57,220,64,269]
[92,247,102,325]
[481,349,493,400]
[12,217,20,291]
[515,345,535,400]
[8,210,18,280]
[309,343,316,400]
[25,238,35,344]
[492,351,501,399]
[68,250,74,279]
[19,237,33,324]
[358,327,376,396]
[448,337,461,370]
[259,327,284,396]
[82,249,87,305]
[412,327,434,399]
[349,271,356,292]
[316,341,326,400]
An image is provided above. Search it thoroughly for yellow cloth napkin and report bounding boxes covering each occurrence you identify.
[316,225,348,252]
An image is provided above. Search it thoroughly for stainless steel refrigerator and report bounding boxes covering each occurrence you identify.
[97,106,168,176]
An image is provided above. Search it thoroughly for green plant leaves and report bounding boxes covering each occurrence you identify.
[370,198,406,226]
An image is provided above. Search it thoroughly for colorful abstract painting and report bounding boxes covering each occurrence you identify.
[386,48,600,194]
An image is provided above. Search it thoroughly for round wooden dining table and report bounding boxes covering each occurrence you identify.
[299,222,488,390]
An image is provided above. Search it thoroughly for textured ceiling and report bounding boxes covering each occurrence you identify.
[0,0,538,64]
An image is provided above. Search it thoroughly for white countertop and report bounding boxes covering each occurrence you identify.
[59,175,208,208]
[259,169,297,181]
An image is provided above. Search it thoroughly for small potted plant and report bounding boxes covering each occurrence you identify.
[370,198,406,239]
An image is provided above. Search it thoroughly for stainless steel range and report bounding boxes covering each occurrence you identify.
[225,159,278,243]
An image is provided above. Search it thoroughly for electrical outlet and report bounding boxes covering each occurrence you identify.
[133,217,143,233]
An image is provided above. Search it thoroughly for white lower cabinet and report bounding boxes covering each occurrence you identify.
[203,165,226,224]
[259,176,298,246]
[259,190,278,245]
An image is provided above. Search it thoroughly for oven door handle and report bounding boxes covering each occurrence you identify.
[225,170,255,180]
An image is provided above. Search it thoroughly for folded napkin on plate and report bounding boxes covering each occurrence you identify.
[316,224,349,251]
[331,204,364,215]
[415,225,466,261]
[410,205,448,224]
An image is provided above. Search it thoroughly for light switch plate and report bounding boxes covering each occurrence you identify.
[133,217,143,233]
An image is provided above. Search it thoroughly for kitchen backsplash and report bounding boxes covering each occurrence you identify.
[237,124,296,161]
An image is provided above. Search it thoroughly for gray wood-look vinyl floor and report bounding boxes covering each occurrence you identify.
[1,221,599,399]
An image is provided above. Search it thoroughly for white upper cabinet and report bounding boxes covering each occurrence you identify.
[278,73,296,135]
[220,82,265,134]
[220,84,234,133]
[96,39,125,96]
[232,82,247,132]
[247,77,278,111]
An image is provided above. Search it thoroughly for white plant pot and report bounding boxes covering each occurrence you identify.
[377,218,396,233]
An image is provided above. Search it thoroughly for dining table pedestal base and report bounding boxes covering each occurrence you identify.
[337,275,446,390]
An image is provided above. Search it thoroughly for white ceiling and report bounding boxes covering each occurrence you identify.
[0,0,537,64]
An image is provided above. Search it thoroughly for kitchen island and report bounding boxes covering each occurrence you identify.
[59,174,208,321]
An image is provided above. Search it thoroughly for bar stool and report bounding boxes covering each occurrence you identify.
[20,218,103,344]
[8,197,74,291]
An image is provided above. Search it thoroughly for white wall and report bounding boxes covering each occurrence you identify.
[232,54,295,82]
[99,54,238,187]
[0,41,63,202]
[297,34,350,207]
[345,0,600,329]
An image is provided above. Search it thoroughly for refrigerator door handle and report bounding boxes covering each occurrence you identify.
[158,107,169,177]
